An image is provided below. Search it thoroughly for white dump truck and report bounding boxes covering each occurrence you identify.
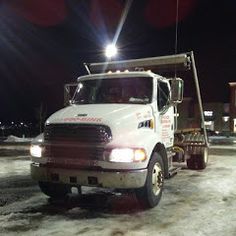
[30,52,208,208]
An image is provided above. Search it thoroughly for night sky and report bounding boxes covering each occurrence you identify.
[0,0,236,123]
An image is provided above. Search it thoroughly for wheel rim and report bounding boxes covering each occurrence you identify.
[152,163,164,196]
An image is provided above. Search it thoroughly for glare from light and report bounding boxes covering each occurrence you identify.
[204,111,213,117]
[105,44,117,58]
[109,148,146,162]
[134,149,146,162]
[222,116,229,122]
[109,148,133,162]
[30,145,42,158]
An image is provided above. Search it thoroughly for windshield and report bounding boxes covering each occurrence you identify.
[72,77,153,104]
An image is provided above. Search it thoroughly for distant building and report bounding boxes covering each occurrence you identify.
[229,82,236,133]
[201,103,229,133]
[177,97,230,133]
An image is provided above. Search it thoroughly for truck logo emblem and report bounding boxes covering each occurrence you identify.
[76,114,88,117]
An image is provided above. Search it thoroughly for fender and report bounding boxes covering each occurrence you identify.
[152,143,169,178]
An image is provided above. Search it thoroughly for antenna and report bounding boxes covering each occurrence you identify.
[174,0,179,79]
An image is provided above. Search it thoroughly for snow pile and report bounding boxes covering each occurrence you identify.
[4,135,32,143]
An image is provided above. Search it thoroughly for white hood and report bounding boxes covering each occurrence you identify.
[47,104,153,125]
[46,104,153,145]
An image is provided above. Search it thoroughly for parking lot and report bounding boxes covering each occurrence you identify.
[0,144,235,236]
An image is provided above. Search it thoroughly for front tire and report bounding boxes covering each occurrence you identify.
[38,181,72,199]
[135,153,164,208]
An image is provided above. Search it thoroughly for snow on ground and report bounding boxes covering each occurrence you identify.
[0,156,30,178]
[208,135,236,144]
[0,145,235,236]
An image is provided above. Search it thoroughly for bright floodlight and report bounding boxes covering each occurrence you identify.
[105,44,117,58]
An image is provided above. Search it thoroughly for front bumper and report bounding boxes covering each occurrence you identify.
[31,163,147,189]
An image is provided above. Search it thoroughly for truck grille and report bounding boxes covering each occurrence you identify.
[44,124,112,143]
[43,124,112,165]
[45,143,104,161]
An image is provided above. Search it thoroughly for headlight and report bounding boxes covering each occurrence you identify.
[30,145,43,158]
[109,148,146,162]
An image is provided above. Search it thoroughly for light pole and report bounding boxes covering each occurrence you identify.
[1,126,5,137]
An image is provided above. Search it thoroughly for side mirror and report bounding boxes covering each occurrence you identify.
[64,83,78,106]
[170,78,184,103]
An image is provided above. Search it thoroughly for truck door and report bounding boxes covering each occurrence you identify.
[157,80,174,147]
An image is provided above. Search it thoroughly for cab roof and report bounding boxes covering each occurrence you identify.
[77,71,162,82]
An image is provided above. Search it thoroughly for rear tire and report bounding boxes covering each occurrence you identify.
[187,147,208,170]
[135,153,164,208]
[38,181,72,199]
